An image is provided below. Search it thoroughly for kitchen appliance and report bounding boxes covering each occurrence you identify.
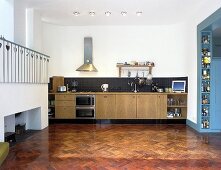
[172,80,186,93]
[57,86,66,92]
[76,95,95,119]
[76,37,98,72]
[101,84,109,92]
[71,80,78,92]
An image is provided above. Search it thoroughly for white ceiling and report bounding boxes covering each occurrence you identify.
[21,0,211,26]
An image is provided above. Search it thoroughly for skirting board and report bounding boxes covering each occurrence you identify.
[49,119,186,124]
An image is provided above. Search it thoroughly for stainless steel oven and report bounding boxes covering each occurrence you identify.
[76,95,95,119]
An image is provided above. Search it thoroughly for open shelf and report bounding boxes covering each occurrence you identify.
[116,64,154,77]
[200,31,211,130]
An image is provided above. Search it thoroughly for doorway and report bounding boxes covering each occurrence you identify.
[197,7,221,132]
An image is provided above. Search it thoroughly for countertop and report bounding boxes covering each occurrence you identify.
[49,92,188,95]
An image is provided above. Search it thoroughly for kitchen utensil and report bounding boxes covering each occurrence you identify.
[57,86,67,92]
[157,88,164,93]
[128,71,131,77]
[71,80,78,92]
[165,88,169,93]
[134,72,140,85]
[138,71,145,86]
[101,84,109,92]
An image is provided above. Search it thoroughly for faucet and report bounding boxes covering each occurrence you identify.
[128,81,139,93]
[134,84,138,93]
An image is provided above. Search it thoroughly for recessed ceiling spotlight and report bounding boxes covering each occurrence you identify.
[121,11,127,16]
[89,11,95,16]
[136,11,142,16]
[73,11,80,16]
[105,11,111,16]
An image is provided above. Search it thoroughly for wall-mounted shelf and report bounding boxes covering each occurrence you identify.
[116,65,154,77]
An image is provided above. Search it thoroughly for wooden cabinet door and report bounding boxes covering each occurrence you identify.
[157,95,167,119]
[55,94,76,119]
[116,95,136,119]
[55,106,75,119]
[137,95,157,119]
[96,95,116,119]
[55,94,75,101]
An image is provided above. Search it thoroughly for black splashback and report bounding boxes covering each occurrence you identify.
[54,77,188,92]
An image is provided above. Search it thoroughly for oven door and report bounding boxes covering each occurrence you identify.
[76,95,94,106]
[76,107,95,119]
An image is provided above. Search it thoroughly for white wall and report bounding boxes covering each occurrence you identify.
[0,0,14,41]
[14,0,26,46]
[42,23,187,77]
[26,9,43,52]
[0,1,48,142]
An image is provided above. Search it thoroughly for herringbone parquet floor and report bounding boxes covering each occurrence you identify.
[1,124,221,170]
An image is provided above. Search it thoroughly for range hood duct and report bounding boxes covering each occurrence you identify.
[76,37,98,72]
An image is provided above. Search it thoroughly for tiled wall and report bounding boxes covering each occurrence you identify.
[50,77,188,92]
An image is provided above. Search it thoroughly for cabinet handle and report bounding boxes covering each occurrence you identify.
[104,96,107,98]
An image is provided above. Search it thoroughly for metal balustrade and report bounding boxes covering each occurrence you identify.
[0,37,50,84]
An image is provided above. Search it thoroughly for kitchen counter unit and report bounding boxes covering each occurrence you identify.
[48,92,187,120]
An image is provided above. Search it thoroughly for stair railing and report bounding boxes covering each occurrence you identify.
[0,36,50,84]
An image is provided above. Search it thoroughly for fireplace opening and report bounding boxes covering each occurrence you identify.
[15,112,26,134]
[4,110,40,146]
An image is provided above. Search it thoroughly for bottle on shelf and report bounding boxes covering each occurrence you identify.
[201,119,210,129]
[202,69,210,80]
[201,48,211,69]
[202,106,209,116]
[202,35,210,44]
[201,81,210,92]
[202,94,210,104]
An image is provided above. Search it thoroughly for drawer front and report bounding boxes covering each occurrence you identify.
[55,94,75,101]
[55,106,75,119]
[55,100,74,107]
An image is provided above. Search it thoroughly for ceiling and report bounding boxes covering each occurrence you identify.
[21,0,211,26]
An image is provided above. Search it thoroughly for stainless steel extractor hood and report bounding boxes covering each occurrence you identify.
[76,37,98,72]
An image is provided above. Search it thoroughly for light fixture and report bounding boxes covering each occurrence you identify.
[136,11,142,16]
[105,11,111,16]
[73,11,80,16]
[89,11,95,16]
[121,11,127,16]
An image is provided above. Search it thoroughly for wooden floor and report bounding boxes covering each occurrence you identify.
[1,124,221,170]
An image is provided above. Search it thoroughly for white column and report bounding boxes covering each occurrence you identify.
[0,116,4,142]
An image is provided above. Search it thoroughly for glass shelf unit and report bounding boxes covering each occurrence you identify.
[200,31,212,129]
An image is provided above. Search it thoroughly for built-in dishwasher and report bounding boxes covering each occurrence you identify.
[75,95,95,119]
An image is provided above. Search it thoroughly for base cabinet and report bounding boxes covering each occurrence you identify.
[96,94,116,119]
[116,95,137,119]
[55,94,75,119]
[137,95,158,119]
[49,93,187,120]
[136,94,167,119]
[167,93,187,119]
[157,95,167,119]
